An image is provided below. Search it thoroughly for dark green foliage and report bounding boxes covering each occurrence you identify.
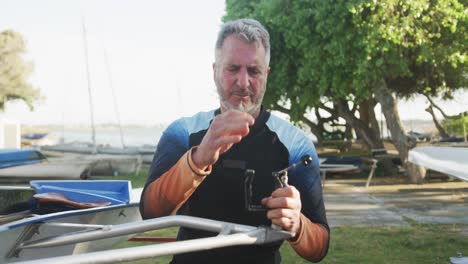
[443,114,468,136]
[224,0,467,122]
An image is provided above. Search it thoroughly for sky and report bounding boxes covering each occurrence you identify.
[0,0,466,126]
[1,0,224,125]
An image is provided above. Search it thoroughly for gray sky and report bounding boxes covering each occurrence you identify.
[0,0,466,126]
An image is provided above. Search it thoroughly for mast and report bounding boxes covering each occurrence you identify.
[81,16,97,153]
[104,49,125,148]
[463,111,467,143]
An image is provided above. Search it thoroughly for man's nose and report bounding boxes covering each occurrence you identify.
[236,68,250,88]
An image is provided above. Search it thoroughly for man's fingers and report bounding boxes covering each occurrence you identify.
[271,186,299,198]
[266,208,294,219]
[262,196,301,210]
[271,216,298,229]
[262,185,302,233]
[267,208,301,233]
[218,122,250,137]
[222,109,255,125]
[215,135,242,146]
[193,109,255,168]
[212,114,253,137]
[263,186,301,210]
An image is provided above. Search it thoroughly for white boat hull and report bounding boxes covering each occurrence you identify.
[0,159,99,182]
[0,155,142,183]
[1,203,141,263]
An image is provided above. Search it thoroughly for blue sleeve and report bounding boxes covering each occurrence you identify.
[144,119,189,188]
[139,119,189,214]
[265,114,328,229]
[288,135,328,229]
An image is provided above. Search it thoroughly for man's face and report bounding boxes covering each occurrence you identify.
[213,35,270,118]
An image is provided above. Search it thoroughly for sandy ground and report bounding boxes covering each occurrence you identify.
[323,176,468,229]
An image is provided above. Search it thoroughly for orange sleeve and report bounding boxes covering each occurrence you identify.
[142,147,212,218]
[288,213,329,262]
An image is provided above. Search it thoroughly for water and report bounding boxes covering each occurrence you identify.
[34,119,433,148]
[46,125,166,147]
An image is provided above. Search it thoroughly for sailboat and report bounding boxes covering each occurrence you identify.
[0,148,142,183]
[39,17,144,175]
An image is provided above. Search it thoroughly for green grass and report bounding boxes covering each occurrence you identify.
[116,167,467,263]
[112,166,150,188]
[114,228,178,264]
[283,223,468,264]
[114,221,468,263]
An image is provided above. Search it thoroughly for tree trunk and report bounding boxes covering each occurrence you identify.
[334,99,384,149]
[334,99,396,176]
[425,106,450,138]
[425,95,451,119]
[374,79,422,184]
[344,125,353,141]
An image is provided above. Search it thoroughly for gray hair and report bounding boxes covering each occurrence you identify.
[215,18,270,66]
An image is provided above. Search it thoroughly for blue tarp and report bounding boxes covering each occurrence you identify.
[319,154,363,167]
[30,180,132,205]
[21,133,48,140]
[0,149,46,169]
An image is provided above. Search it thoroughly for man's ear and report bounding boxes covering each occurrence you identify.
[267,66,271,76]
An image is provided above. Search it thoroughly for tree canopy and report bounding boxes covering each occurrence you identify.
[0,30,40,111]
[225,0,466,118]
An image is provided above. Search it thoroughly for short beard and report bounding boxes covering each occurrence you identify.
[216,79,263,116]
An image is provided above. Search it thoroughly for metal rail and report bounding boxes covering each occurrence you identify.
[16,215,292,264]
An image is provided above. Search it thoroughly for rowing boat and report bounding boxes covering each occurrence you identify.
[0,180,142,262]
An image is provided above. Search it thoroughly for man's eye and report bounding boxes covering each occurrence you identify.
[248,68,260,75]
[227,66,239,72]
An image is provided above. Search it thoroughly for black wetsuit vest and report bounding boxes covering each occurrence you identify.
[173,109,288,264]
[143,108,327,264]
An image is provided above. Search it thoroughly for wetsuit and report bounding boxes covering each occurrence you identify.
[141,108,329,263]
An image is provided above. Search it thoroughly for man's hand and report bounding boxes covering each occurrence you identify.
[192,109,254,169]
[261,186,302,234]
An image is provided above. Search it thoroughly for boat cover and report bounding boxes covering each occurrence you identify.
[30,180,132,205]
[0,149,46,169]
[408,146,468,181]
[319,154,363,167]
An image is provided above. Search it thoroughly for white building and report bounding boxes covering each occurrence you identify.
[0,119,21,149]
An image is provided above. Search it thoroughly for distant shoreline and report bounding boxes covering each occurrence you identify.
[21,123,169,133]
[21,119,438,134]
